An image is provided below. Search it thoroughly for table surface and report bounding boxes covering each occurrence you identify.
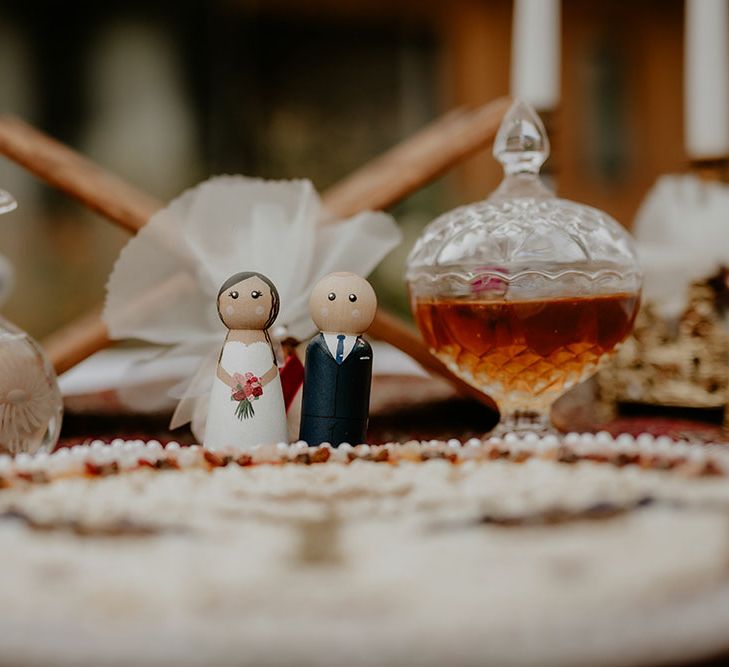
[3,435,729,667]
[58,374,729,448]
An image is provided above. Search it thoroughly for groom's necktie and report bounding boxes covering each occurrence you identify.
[335,334,346,364]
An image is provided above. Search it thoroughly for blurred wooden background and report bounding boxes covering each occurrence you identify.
[0,0,685,339]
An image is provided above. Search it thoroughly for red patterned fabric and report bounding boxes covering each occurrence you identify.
[280,353,305,412]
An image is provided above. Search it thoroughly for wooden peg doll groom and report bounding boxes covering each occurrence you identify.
[299,272,377,447]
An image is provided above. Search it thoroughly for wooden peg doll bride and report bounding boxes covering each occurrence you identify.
[205,271,288,450]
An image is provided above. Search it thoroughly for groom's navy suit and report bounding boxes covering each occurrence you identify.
[299,333,372,447]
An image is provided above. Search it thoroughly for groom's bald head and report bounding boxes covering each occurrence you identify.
[309,272,377,334]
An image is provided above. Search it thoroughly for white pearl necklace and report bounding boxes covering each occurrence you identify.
[0,432,726,487]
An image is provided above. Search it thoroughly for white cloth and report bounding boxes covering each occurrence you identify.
[205,341,288,451]
[322,333,358,362]
[634,173,729,317]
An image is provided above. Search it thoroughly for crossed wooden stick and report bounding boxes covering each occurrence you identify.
[0,98,510,410]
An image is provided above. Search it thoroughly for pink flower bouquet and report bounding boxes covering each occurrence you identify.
[231,372,263,420]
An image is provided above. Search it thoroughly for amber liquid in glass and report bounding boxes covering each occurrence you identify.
[414,293,640,412]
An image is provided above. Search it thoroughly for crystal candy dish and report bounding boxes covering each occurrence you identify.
[0,190,62,454]
[406,100,642,433]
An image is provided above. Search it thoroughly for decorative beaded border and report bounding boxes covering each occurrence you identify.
[1,432,727,488]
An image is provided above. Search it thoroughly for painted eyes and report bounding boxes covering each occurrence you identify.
[327,292,358,302]
[251,290,263,299]
[229,291,239,299]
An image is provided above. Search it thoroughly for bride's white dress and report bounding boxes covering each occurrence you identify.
[205,340,288,450]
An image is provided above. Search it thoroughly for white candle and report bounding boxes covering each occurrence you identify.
[685,0,729,158]
[511,0,561,110]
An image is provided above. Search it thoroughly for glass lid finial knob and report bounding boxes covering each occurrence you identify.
[493,99,550,175]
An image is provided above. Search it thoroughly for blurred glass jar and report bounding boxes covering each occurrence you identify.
[0,190,63,454]
[406,101,642,433]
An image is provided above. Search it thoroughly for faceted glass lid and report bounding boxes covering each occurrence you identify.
[406,101,642,296]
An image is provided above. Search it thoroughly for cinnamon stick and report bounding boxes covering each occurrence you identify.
[0,116,162,232]
[41,306,109,376]
[0,99,509,407]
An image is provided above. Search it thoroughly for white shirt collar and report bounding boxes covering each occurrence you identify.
[322,332,358,362]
